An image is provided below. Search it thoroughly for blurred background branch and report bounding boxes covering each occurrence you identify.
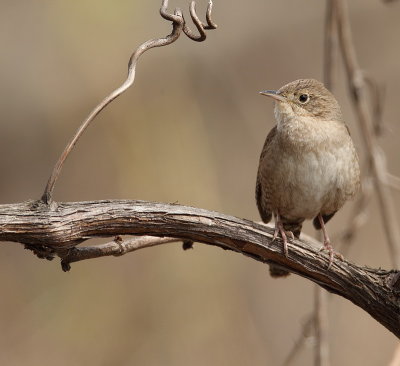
[335,0,400,268]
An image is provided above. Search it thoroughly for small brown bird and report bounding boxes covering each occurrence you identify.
[256,79,360,275]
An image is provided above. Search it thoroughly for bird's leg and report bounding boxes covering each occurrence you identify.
[272,213,290,256]
[318,214,344,269]
[272,213,280,241]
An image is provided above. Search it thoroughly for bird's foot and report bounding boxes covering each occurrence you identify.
[272,221,293,257]
[319,240,344,270]
[317,213,344,270]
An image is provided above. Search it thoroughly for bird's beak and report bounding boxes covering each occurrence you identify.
[259,90,286,102]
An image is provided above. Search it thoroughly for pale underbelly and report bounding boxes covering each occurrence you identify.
[268,150,353,220]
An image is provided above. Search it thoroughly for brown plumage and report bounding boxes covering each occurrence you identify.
[256,79,360,276]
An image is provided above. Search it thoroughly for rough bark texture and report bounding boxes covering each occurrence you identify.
[0,199,399,337]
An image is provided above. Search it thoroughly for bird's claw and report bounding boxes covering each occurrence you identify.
[272,227,279,242]
[272,223,291,257]
[319,241,344,270]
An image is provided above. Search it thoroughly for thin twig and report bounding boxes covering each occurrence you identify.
[323,0,337,91]
[334,0,400,268]
[60,236,179,271]
[314,286,330,366]
[314,225,330,366]
[364,75,385,136]
[282,315,314,366]
[183,0,217,41]
[41,0,216,204]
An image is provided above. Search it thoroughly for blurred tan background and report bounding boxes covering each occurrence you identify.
[0,0,399,365]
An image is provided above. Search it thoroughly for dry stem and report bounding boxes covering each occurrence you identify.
[41,0,216,204]
[335,0,400,268]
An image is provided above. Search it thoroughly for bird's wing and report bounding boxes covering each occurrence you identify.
[255,126,277,224]
[255,179,272,223]
[259,125,277,161]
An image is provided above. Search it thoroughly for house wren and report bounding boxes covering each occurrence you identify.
[255,79,360,276]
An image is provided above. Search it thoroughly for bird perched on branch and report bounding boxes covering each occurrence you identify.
[255,79,360,277]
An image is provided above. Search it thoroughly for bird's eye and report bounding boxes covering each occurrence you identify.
[298,94,310,104]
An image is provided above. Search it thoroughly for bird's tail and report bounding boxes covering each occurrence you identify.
[283,221,302,239]
[312,212,336,230]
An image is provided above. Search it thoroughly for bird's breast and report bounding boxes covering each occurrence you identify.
[259,123,359,220]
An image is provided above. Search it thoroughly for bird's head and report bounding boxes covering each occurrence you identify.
[260,79,343,122]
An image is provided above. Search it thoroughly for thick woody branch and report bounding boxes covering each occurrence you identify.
[0,199,399,337]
